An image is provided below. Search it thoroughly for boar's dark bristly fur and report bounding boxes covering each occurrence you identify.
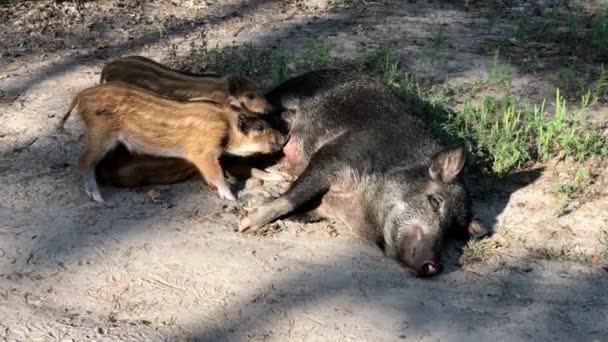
[241,69,485,277]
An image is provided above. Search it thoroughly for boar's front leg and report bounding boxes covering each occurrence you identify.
[238,136,346,232]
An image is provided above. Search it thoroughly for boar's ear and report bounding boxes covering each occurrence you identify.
[467,219,490,239]
[428,144,466,183]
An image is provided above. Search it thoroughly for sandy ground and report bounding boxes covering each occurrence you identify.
[1,1,607,341]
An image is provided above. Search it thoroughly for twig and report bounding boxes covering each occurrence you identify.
[12,137,38,153]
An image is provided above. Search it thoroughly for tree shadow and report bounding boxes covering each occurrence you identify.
[181,250,608,341]
[1,0,279,103]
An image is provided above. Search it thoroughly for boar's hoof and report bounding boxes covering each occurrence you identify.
[239,198,292,233]
[239,208,269,232]
[238,217,254,232]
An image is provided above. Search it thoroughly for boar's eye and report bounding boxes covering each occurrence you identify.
[428,195,444,211]
[246,93,256,100]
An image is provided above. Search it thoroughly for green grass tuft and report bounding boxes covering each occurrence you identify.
[552,167,590,199]
[269,47,291,83]
[488,49,512,89]
[299,40,334,72]
[554,64,591,98]
[461,239,498,264]
[532,246,598,264]
[592,15,608,62]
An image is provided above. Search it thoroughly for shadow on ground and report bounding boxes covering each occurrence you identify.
[182,251,607,341]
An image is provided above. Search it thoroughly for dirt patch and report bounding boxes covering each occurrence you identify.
[1,1,607,340]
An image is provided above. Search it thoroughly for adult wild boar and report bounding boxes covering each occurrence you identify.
[240,69,486,277]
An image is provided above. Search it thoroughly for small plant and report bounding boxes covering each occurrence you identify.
[541,6,564,42]
[270,47,291,83]
[591,65,608,103]
[485,8,498,33]
[157,22,167,39]
[592,14,608,62]
[488,49,512,89]
[532,246,596,264]
[565,12,583,41]
[299,40,333,72]
[516,16,532,41]
[443,88,607,174]
[361,43,401,88]
[554,64,591,98]
[598,229,608,258]
[461,239,498,264]
[552,167,590,199]
[530,89,608,161]
[419,25,448,71]
[228,44,263,76]
[443,95,529,173]
[173,30,229,73]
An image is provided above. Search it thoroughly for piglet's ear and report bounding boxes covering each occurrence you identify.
[467,219,490,239]
[227,95,241,109]
[428,144,466,184]
[237,113,248,132]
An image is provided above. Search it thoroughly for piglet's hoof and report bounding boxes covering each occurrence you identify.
[217,188,237,201]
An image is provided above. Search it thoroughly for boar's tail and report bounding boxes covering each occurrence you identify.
[57,96,79,132]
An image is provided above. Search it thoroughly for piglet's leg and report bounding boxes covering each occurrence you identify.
[79,133,117,203]
[189,152,236,201]
[239,135,346,232]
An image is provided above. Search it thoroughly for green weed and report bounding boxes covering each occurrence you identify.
[554,64,591,98]
[592,65,608,103]
[360,43,401,88]
[299,40,333,72]
[443,95,528,173]
[530,89,607,161]
[419,26,448,71]
[356,44,607,174]
[592,15,608,62]
[516,16,532,41]
[488,49,512,89]
[227,44,263,76]
[442,89,607,174]
[599,229,608,251]
[532,246,596,264]
[484,3,499,33]
[461,239,498,264]
[269,47,291,83]
[552,167,589,199]
[156,22,166,39]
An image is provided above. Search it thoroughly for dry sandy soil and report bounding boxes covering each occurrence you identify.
[1,0,607,341]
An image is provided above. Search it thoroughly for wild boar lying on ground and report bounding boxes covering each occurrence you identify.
[240,69,487,277]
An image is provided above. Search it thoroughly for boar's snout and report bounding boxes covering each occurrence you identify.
[418,261,443,278]
[399,225,443,277]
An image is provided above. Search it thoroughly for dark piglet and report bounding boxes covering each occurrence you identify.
[240,70,487,277]
[100,55,271,114]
